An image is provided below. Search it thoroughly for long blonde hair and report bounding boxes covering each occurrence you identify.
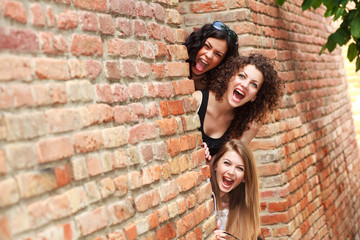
[210,139,260,240]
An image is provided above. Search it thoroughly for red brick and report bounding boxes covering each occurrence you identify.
[148,211,159,230]
[129,102,146,121]
[195,182,212,204]
[134,19,147,37]
[151,3,165,22]
[145,102,159,119]
[76,207,108,236]
[0,27,38,53]
[68,59,86,78]
[73,130,103,153]
[107,39,138,56]
[177,171,198,192]
[12,84,34,107]
[186,194,197,209]
[113,149,128,169]
[108,199,135,225]
[86,154,103,176]
[172,80,195,96]
[53,164,71,187]
[137,1,153,18]
[72,0,107,12]
[261,212,290,225]
[166,45,188,61]
[2,1,27,23]
[71,34,103,56]
[86,60,102,79]
[5,143,34,170]
[36,136,73,163]
[80,11,98,32]
[105,61,122,80]
[141,145,153,163]
[116,17,132,36]
[5,112,47,141]
[113,174,128,196]
[107,230,126,240]
[99,14,115,35]
[0,56,32,81]
[258,163,282,176]
[48,194,71,219]
[0,150,6,174]
[148,22,161,40]
[0,86,12,109]
[45,108,80,134]
[0,178,19,207]
[112,84,129,103]
[154,41,167,57]
[161,163,170,180]
[124,223,137,240]
[166,138,181,157]
[190,0,226,13]
[155,222,176,240]
[128,171,142,190]
[161,25,176,43]
[151,64,165,79]
[121,60,137,79]
[27,199,50,228]
[30,3,45,27]
[99,177,115,198]
[49,83,67,104]
[56,9,78,30]
[35,58,70,80]
[165,62,189,77]
[96,83,114,103]
[39,32,68,54]
[129,123,156,144]
[102,126,128,148]
[46,6,55,27]
[87,104,114,125]
[113,106,131,124]
[160,179,179,202]
[16,170,57,198]
[0,216,11,240]
[135,189,161,212]
[137,61,151,77]
[156,118,178,136]
[165,9,181,24]
[110,0,136,16]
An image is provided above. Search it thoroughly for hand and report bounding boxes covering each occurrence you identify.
[214,230,228,240]
[240,120,262,145]
[201,142,212,162]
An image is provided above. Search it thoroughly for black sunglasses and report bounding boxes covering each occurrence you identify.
[212,21,238,44]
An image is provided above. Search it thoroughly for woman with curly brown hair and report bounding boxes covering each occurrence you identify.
[193,53,283,160]
[184,21,239,90]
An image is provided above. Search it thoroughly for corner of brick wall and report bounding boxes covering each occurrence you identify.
[0,0,215,239]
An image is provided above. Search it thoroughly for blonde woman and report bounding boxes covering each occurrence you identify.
[210,139,261,240]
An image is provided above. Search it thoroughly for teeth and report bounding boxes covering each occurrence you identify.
[224,177,233,182]
[200,59,208,66]
[235,89,244,96]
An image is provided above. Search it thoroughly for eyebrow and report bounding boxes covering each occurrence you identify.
[241,70,259,83]
[223,158,245,167]
[205,41,225,56]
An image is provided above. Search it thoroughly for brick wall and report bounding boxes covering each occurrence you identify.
[177,0,360,239]
[0,1,359,240]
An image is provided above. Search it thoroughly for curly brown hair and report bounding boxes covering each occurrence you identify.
[208,53,283,140]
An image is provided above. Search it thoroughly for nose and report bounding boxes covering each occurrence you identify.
[228,166,235,175]
[204,50,213,59]
[242,79,250,89]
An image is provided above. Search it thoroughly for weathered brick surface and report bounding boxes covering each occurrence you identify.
[0,0,359,239]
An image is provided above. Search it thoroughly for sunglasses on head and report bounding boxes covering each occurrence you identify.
[212,21,238,44]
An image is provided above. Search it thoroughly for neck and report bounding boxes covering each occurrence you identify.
[209,91,234,115]
[219,192,229,209]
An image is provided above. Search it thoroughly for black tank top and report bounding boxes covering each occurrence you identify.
[198,90,230,156]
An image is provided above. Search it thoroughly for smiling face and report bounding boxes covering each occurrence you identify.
[225,64,264,108]
[191,37,228,77]
[214,150,245,194]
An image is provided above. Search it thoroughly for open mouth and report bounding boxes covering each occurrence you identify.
[222,176,234,188]
[233,88,245,102]
[195,59,208,72]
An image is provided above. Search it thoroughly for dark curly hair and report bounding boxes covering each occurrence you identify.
[208,53,283,140]
[184,23,239,84]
